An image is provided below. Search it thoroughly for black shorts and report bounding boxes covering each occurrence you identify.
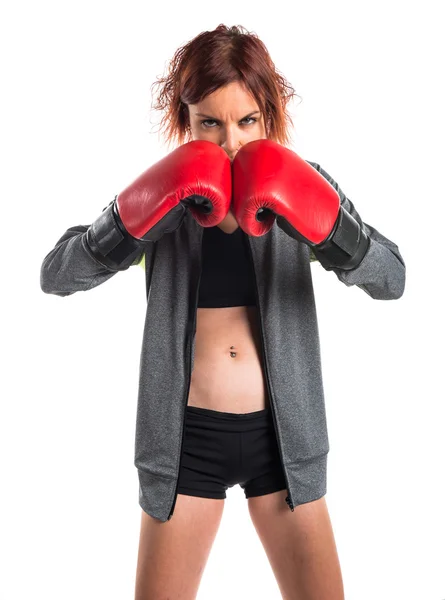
[177,405,287,500]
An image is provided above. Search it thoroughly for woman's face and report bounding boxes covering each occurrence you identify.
[187,81,267,161]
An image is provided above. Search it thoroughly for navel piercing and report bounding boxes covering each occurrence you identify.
[230,345,237,358]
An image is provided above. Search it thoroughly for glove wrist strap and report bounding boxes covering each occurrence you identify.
[313,205,370,271]
[84,197,148,271]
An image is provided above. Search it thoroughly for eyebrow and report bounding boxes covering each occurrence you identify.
[194,110,261,120]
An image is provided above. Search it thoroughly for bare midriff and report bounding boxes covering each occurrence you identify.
[187,222,270,414]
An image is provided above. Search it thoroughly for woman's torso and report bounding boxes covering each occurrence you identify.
[187,219,270,414]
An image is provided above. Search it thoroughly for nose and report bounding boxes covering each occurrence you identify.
[222,130,240,160]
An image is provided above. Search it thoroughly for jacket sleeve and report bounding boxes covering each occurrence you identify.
[307,162,406,300]
[40,205,147,297]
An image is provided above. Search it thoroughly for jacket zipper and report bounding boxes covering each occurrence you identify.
[245,236,295,512]
[167,235,203,520]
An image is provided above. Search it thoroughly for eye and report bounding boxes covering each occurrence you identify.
[241,117,257,126]
[200,117,258,128]
[200,120,218,128]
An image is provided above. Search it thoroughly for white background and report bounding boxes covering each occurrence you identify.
[1,1,444,599]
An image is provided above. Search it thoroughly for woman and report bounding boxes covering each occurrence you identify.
[40,24,405,600]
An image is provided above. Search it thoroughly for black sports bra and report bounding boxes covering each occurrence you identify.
[197,225,257,308]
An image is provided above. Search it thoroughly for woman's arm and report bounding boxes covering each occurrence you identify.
[40,203,147,297]
[307,162,406,300]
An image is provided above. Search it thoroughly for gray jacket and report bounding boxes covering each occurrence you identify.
[40,161,406,522]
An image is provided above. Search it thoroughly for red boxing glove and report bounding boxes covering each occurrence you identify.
[85,141,232,270]
[232,139,370,270]
[116,140,232,239]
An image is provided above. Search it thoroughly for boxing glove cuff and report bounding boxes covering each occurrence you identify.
[84,196,148,271]
[312,205,371,271]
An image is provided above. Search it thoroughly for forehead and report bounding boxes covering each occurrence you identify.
[192,82,261,118]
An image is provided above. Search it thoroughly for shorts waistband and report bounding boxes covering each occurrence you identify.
[186,405,270,421]
[186,405,272,431]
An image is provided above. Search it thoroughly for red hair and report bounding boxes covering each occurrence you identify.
[150,24,301,149]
